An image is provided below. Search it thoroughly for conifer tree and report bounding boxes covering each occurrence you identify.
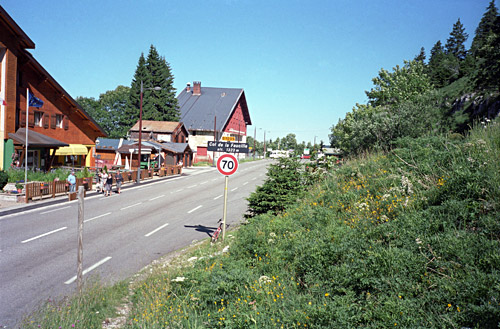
[475,15,500,91]
[124,53,149,132]
[142,45,179,121]
[445,18,469,61]
[471,0,499,55]
[414,47,426,63]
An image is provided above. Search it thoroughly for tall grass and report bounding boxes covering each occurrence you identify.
[21,279,128,329]
[125,120,500,328]
[22,120,500,328]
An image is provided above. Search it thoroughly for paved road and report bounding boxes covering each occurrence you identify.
[0,160,270,328]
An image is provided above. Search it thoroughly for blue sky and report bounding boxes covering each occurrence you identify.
[2,0,489,145]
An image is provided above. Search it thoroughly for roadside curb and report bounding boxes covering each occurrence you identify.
[0,169,208,218]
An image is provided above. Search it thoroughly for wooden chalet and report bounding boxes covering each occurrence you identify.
[0,6,106,171]
[177,81,251,162]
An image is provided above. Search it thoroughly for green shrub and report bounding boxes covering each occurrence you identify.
[0,170,8,190]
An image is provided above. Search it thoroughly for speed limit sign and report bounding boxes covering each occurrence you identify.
[217,153,239,176]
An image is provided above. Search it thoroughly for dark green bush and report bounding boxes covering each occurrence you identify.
[0,170,8,190]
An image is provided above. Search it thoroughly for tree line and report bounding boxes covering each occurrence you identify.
[330,0,500,156]
[77,45,179,139]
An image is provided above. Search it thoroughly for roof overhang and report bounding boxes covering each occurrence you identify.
[8,128,68,148]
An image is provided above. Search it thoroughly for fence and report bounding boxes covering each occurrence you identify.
[24,166,182,203]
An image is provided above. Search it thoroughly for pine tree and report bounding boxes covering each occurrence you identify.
[142,45,179,121]
[414,47,426,63]
[471,0,499,55]
[445,18,469,61]
[124,53,149,132]
[428,40,455,88]
[475,15,500,91]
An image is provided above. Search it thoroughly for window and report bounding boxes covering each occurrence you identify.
[34,111,43,127]
[56,114,63,128]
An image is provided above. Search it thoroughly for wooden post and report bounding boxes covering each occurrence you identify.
[77,186,84,293]
[222,176,228,241]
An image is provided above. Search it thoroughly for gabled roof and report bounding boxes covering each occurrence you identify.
[0,6,35,49]
[161,142,191,154]
[96,138,133,151]
[130,120,185,133]
[9,128,68,147]
[177,86,251,132]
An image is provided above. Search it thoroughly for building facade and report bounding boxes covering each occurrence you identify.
[0,6,106,171]
[177,81,251,162]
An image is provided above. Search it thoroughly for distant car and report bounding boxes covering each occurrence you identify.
[300,154,310,159]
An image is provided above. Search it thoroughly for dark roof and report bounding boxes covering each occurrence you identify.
[116,142,154,154]
[96,138,133,151]
[177,86,251,132]
[0,6,35,49]
[8,128,68,147]
[161,142,191,154]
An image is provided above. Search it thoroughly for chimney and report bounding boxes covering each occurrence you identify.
[193,81,201,95]
[186,82,191,92]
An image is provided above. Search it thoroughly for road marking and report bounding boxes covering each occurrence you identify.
[252,177,257,181]
[243,181,249,186]
[214,195,223,200]
[149,195,165,201]
[231,187,238,192]
[212,178,218,182]
[120,202,142,210]
[200,181,208,185]
[187,184,197,189]
[64,257,112,285]
[84,212,111,223]
[176,189,183,192]
[187,205,202,214]
[145,223,169,237]
[22,227,67,244]
[40,206,70,215]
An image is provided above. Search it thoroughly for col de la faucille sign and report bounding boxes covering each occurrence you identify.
[207,141,249,153]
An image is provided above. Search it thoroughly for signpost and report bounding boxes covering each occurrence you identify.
[208,141,249,154]
[216,154,239,241]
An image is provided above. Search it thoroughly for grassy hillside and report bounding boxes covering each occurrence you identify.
[23,120,500,328]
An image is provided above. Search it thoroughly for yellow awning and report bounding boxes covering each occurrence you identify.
[54,144,89,156]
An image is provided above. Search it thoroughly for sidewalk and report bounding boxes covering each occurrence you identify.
[0,166,214,217]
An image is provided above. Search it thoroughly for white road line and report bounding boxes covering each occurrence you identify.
[188,205,202,213]
[231,187,238,192]
[243,182,249,186]
[22,227,67,244]
[176,189,183,192]
[149,195,165,201]
[40,206,70,215]
[211,178,218,182]
[187,184,198,188]
[120,202,142,210]
[145,223,169,237]
[84,212,111,223]
[64,257,112,285]
[214,195,223,200]
[252,177,257,181]
[200,181,208,185]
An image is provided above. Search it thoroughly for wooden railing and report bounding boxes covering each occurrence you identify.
[24,166,182,203]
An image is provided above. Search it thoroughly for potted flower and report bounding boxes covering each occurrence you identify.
[15,182,23,194]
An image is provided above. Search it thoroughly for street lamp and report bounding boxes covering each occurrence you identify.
[137,81,162,183]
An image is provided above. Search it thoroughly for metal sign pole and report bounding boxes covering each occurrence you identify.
[222,175,228,241]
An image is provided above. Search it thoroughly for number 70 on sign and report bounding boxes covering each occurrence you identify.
[217,154,239,176]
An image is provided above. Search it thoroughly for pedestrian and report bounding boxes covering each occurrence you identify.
[95,169,102,193]
[67,171,76,193]
[105,172,113,196]
[115,169,123,194]
[101,170,108,195]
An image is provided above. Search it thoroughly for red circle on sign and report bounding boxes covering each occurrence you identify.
[217,154,239,176]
